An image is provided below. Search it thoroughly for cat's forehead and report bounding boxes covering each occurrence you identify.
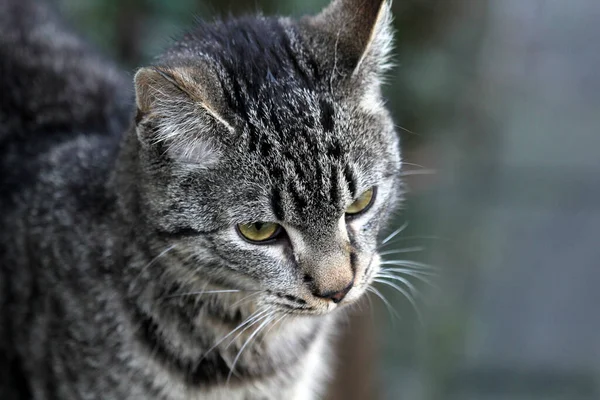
[233,93,350,224]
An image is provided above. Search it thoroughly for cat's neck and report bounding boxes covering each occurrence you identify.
[120,242,330,388]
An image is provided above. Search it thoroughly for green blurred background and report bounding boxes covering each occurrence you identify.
[54,0,600,399]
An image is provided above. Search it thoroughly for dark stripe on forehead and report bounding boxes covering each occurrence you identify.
[319,98,335,132]
[222,64,248,120]
[287,180,308,212]
[327,138,343,160]
[329,165,340,206]
[292,157,306,180]
[271,188,285,221]
[344,164,357,198]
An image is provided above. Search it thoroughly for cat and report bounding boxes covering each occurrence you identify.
[0,0,402,398]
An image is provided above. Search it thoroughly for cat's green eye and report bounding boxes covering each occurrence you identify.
[346,188,376,216]
[237,222,281,243]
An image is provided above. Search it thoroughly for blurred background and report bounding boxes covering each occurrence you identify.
[53,0,600,398]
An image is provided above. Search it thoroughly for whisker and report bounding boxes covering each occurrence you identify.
[394,124,417,135]
[373,278,423,326]
[395,235,445,241]
[380,268,436,284]
[366,286,401,322]
[363,291,377,326]
[379,271,440,294]
[380,221,409,245]
[258,312,288,346]
[374,274,420,297]
[162,289,244,299]
[379,246,425,256]
[380,260,438,271]
[381,267,438,278]
[231,291,264,308]
[378,235,446,250]
[399,169,437,177]
[130,245,176,289]
[401,162,428,169]
[200,308,269,361]
[224,310,274,350]
[227,313,277,383]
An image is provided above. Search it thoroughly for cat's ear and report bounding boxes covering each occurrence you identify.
[306,0,393,82]
[133,66,231,165]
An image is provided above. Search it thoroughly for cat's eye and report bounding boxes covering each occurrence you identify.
[237,222,282,243]
[346,187,376,216]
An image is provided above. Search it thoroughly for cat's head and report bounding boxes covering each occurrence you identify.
[131,0,401,315]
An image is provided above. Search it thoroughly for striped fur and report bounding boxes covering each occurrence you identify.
[0,0,401,399]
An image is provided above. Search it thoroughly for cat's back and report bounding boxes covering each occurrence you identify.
[0,0,132,139]
[0,0,133,209]
[0,3,132,397]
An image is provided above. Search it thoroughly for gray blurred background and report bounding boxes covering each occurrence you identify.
[54,0,600,398]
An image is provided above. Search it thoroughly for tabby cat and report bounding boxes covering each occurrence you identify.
[0,0,401,398]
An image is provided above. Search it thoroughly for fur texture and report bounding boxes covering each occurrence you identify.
[0,0,401,399]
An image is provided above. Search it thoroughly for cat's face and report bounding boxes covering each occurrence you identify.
[132,0,401,315]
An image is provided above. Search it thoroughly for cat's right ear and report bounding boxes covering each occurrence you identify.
[305,0,394,86]
[133,66,231,165]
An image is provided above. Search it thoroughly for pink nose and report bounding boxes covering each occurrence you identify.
[313,279,354,303]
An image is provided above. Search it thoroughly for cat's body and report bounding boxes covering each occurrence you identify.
[0,0,401,399]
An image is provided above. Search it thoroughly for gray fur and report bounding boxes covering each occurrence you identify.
[0,0,402,399]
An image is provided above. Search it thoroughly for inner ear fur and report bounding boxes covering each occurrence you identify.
[134,65,232,130]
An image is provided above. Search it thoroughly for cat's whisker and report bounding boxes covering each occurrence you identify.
[226,312,277,384]
[374,273,420,297]
[130,245,177,289]
[200,308,270,361]
[400,161,428,169]
[373,278,423,326]
[365,286,401,322]
[380,260,438,271]
[162,289,246,299]
[377,234,446,251]
[379,269,437,287]
[357,289,377,326]
[380,272,440,295]
[259,312,289,345]
[224,309,275,351]
[394,124,418,135]
[378,246,425,256]
[381,267,438,278]
[231,291,265,307]
[380,221,409,245]
[329,28,342,92]
[399,169,437,177]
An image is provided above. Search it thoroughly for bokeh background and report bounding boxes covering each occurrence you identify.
[53,0,600,398]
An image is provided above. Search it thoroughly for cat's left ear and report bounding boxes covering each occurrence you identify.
[305,0,394,84]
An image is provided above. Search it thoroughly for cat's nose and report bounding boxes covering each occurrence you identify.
[312,278,354,303]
